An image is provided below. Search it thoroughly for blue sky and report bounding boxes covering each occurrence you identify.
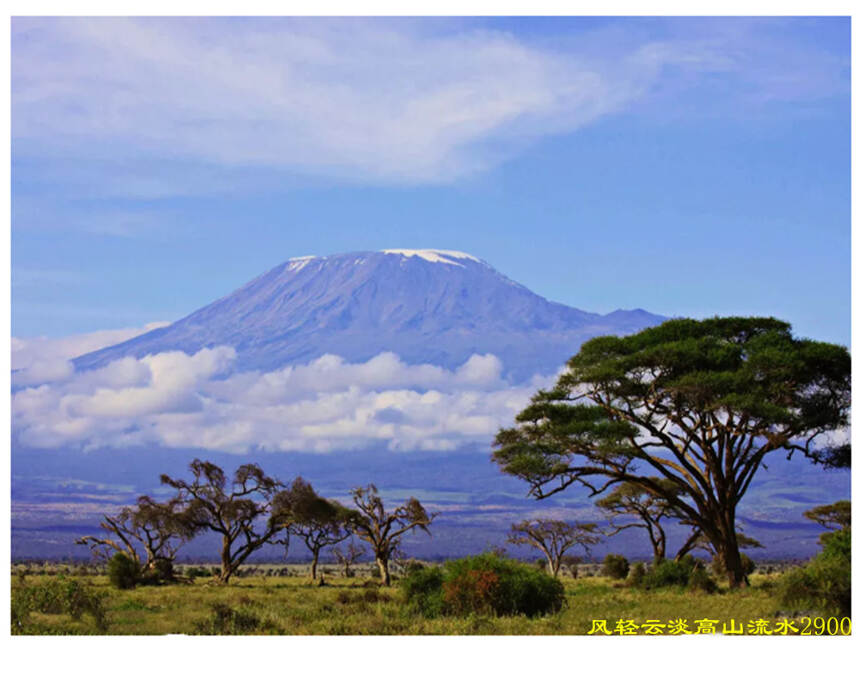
[11,16,850,345]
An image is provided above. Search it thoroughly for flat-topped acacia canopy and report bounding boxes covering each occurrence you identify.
[493,316,850,587]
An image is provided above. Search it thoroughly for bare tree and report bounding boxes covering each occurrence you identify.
[508,519,601,577]
[348,484,436,586]
[76,495,193,580]
[272,477,352,580]
[161,460,289,583]
[331,540,365,578]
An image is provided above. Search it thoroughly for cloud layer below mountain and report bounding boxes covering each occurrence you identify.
[12,328,555,454]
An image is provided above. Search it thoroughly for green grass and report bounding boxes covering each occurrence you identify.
[12,571,828,636]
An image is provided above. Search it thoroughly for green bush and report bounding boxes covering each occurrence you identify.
[627,562,646,586]
[779,528,850,617]
[401,559,426,576]
[711,553,756,580]
[640,555,709,590]
[601,554,629,580]
[820,526,851,560]
[196,602,265,635]
[185,566,211,579]
[12,577,108,634]
[107,552,140,589]
[401,553,565,618]
[687,566,717,594]
[401,565,445,617]
[145,558,175,584]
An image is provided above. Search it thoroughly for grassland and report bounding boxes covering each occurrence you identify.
[11,567,831,636]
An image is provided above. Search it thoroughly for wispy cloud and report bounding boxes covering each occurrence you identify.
[12,17,845,190]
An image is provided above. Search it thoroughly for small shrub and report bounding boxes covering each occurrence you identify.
[711,553,756,580]
[197,602,264,635]
[444,569,503,616]
[401,565,445,617]
[11,594,32,633]
[12,578,108,633]
[601,554,629,580]
[185,566,210,579]
[561,555,581,579]
[401,553,564,618]
[362,588,390,604]
[779,528,850,617]
[141,558,175,585]
[627,562,646,586]
[107,552,139,590]
[402,559,426,576]
[641,556,705,589]
[687,566,717,593]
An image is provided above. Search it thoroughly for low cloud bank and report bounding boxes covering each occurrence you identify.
[12,330,555,454]
[11,322,170,385]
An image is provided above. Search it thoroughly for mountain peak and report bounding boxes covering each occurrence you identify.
[73,248,665,380]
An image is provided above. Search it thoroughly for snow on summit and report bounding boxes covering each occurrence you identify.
[286,256,318,272]
[382,249,481,266]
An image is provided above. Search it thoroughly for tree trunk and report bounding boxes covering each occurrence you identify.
[647,522,666,565]
[548,555,560,577]
[219,538,235,584]
[652,541,666,566]
[654,527,666,565]
[376,556,391,586]
[713,508,746,588]
[717,536,746,588]
[310,551,319,580]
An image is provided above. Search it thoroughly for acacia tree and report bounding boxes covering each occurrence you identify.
[493,317,850,588]
[804,500,851,545]
[161,460,289,584]
[272,477,353,580]
[595,479,693,564]
[76,495,194,580]
[348,484,436,586]
[508,519,601,577]
[804,500,851,531]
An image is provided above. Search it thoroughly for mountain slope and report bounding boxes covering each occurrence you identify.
[73,249,666,380]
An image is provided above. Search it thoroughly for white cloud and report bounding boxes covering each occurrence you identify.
[14,17,840,188]
[12,18,621,183]
[11,329,556,454]
[11,322,170,385]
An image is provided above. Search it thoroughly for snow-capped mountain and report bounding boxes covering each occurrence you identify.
[73,249,665,380]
